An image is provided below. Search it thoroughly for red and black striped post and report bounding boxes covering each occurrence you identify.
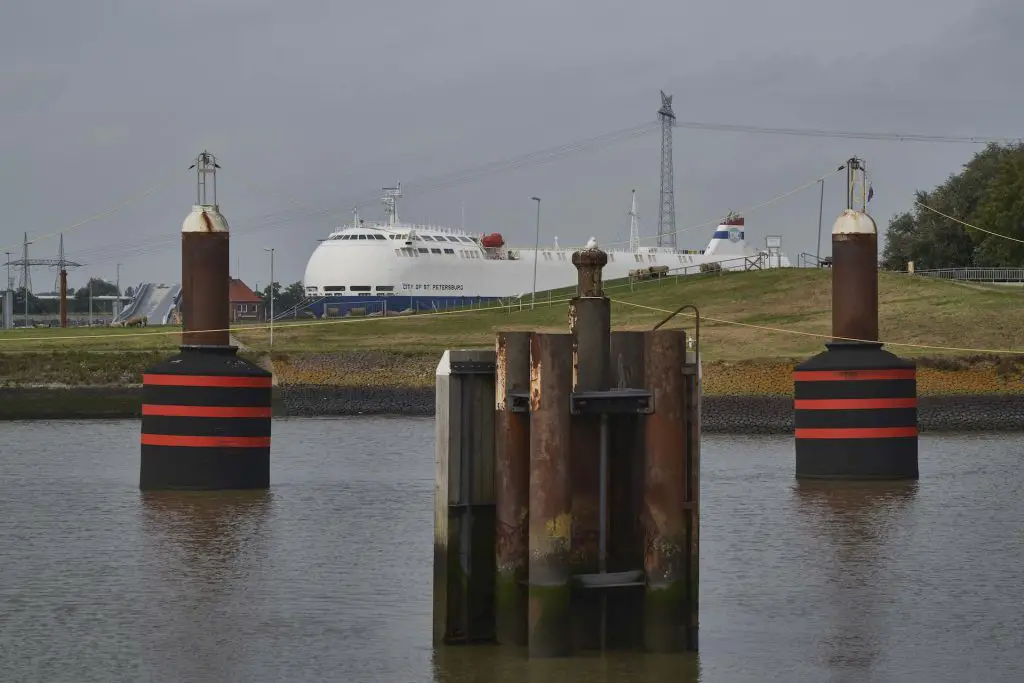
[140,151,272,491]
[794,343,918,479]
[795,161,918,480]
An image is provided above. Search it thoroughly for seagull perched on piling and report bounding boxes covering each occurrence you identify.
[585,237,598,249]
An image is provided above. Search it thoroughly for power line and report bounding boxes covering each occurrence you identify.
[37,118,1022,270]
[673,120,1021,144]
[914,201,1024,244]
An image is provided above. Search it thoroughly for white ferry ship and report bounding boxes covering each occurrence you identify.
[301,185,790,316]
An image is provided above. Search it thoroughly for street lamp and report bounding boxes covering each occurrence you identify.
[530,196,540,310]
[816,178,825,264]
[263,247,275,348]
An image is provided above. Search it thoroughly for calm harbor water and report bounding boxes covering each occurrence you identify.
[0,417,1022,682]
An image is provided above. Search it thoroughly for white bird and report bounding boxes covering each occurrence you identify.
[585,237,598,249]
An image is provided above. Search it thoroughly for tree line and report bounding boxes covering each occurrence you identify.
[8,278,124,315]
[882,142,1024,270]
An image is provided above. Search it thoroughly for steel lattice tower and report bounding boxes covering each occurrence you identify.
[657,90,676,250]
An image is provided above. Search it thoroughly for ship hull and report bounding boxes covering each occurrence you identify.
[299,216,790,317]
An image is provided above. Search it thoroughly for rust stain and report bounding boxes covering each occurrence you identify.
[529,333,542,412]
[643,330,691,585]
[495,334,508,411]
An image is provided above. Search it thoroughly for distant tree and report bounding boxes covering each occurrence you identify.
[259,280,305,315]
[882,142,1024,269]
[971,152,1024,266]
[124,285,134,298]
[71,278,119,313]
[11,287,45,314]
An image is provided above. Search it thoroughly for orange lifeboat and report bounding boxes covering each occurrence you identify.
[480,232,505,248]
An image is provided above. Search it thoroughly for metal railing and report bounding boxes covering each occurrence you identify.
[912,268,1024,283]
[797,252,831,268]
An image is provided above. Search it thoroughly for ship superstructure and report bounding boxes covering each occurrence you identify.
[300,186,790,316]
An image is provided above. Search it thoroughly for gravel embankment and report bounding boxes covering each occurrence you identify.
[273,386,1024,433]
[1,385,1022,432]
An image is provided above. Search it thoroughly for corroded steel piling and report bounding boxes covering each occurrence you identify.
[495,331,531,647]
[433,233,703,659]
[643,329,697,652]
[528,332,573,658]
[567,245,611,650]
[831,209,879,343]
[181,206,231,347]
[605,330,648,650]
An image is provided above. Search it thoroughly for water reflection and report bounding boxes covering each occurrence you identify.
[792,480,917,676]
[431,645,701,683]
[138,490,274,681]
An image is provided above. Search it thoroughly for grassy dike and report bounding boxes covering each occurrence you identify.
[1,268,1022,419]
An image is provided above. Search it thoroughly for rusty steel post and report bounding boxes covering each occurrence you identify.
[642,329,697,652]
[567,244,611,650]
[495,331,532,647]
[528,332,573,658]
[59,269,68,328]
[831,209,878,343]
[569,244,611,390]
[181,205,231,348]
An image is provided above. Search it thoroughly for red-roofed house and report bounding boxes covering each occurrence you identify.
[230,278,265,322]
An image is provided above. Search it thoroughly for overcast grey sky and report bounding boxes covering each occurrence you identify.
[1,0,1020,291]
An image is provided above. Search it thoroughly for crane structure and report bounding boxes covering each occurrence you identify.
[3,232,82,327]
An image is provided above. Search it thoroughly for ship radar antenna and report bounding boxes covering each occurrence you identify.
[629,188,640,253]
[657,91,677,250]
[382,183,403,226]
[188,150,221,206]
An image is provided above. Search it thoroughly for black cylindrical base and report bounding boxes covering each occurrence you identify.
[140,346,272,491]
[794,342,918,480]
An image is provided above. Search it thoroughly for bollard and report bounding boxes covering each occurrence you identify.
[495,332,531,647]
[140,152,272,491]
[642,329,698,652]
[528,332,574,658]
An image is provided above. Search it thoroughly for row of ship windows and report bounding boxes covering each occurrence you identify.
[319,285,395,293]
[390,249,708,261]
[329,232,478,244]
[396,247,480,258]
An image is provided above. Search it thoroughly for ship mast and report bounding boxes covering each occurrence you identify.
[382,183,402,226]
[628,189,640,253]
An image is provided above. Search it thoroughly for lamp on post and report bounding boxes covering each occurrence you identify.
[263,247,275,348]
[530,196,541,310]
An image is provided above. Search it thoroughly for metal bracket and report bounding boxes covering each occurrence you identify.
[449,360,496,375]
[652,303,700,364]
[507,391,530,413]
[570,388,654,415]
